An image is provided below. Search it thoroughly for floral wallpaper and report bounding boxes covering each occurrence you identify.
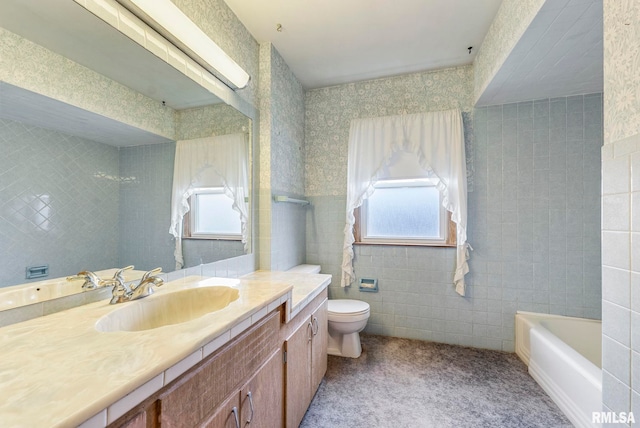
[473,0,545,105]
[603,0,640,144]
[257,43,305,195]
[270,46,306,195]
[258,43,273,191]
[257,42,307,270]
[0,28,175,139]
[305,65,474,197]
[175,103,251,140]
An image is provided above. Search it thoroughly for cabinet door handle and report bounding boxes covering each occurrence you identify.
[245,391,254,425]
[312,316,319,336]
[231,406,240,428]
[307,320,313,342]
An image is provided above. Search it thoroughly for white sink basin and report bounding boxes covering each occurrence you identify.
[95,286,240,332]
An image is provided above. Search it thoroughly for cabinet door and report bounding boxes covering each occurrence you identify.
[201,391,241,428]
[158,311,280,427]
[118,411,146,428]
[240,349,284,428]
[310,298,328,396]
[284,319,312,428]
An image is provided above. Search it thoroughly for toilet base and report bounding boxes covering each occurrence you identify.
[328,331,362,358]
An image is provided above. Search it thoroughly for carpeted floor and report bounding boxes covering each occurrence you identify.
[300,334,572,428]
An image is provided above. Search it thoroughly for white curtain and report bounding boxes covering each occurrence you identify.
[341,109,470,296]
[169,134,249,269]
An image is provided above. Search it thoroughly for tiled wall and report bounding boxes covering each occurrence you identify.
[601,133,640,418]
[471,95,602,345]
[0,118,253,288]
[306,91,602,351]
[118,143,176,272]
[270,201,307,271]
[601,0,640,419]
[0,118,119,287]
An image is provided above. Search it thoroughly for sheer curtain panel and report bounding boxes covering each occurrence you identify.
[341,109,470,296]
[169,134,249,269]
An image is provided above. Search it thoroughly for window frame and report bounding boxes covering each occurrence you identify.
[182,187,243,241]
[354,178,456,247]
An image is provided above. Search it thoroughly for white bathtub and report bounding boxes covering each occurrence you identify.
[515,311,602,428]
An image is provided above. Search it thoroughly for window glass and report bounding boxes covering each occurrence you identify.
[365,185,441,239]
[192,190,241,237]
[359,177,450,245]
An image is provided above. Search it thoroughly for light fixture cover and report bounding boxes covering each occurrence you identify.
[117,0,250,89]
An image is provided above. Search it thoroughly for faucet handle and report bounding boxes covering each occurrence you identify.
[67,271,102,289]
[112,265,134,283]
[141,267,162,281]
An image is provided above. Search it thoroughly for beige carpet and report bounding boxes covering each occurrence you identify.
[300,334,571,428]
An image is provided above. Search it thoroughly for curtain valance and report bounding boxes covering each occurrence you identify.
[341,109,469,296]
[169,134,249,269]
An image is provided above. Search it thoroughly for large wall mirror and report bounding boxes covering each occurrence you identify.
[0,0,258,291]
[0,82,254,289]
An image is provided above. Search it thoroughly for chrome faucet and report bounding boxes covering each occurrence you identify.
[105,265,135,303]
[109,267,163,304]
[67,270,105,290]
[67,266,135,291]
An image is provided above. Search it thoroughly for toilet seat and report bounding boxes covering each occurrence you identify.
[328,299,370,322]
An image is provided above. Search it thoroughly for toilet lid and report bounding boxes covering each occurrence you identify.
[328,299,370,315]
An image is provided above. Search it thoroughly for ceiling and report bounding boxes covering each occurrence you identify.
[225,0,603,103]
[223,0,504,89]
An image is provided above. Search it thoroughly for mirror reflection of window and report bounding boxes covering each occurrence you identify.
[188,188,242,239]
[169,133,250,269]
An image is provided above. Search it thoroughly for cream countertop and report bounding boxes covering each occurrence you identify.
[0,271,331,428]
[0,275,294,428]
[241,271,332,318]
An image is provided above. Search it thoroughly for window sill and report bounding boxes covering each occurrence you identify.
[354,241,456,248]
[182,236,242,241]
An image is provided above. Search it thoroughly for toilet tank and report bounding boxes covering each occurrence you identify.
[286,264,321,274]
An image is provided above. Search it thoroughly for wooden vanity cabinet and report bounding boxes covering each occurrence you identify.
[282,296,328,428]
[112,288,330,428]
[201,349,283,428]
[111,309,282,428]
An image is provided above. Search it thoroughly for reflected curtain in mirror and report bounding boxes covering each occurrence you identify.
[170,134,249,269]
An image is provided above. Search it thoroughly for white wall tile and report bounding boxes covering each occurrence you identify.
[603,301,631,347]
[603,335,631,386]
[602,231,631,271]
[603,156,630,195]
[603,194,630,231]
[603,266,631,307]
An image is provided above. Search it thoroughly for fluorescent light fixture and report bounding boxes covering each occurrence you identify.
[117,0,250,89]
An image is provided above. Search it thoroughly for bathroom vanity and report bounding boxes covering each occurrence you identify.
[0,271,330,428]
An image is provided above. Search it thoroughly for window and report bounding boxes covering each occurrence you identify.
[342,109,468,293]
[355,178,456,247]
[183,188,242,240]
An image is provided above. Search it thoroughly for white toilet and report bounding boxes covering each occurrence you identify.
[327,299,370,358]
[286,264,370,359]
